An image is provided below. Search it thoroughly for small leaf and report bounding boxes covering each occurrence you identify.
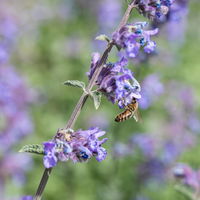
[63,80,85,89]
[19,144,45,155]
[115,43,121,51]
[91,91,102,110]
[95,34,110,42]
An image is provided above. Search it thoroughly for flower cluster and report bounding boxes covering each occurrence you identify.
[113,22,158,59]
[136,0,174,19]
[173,163,200,192]
[43,127,108,168]
[88,55,141,108]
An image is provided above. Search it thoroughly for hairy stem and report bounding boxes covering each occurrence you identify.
[33,2,136,200]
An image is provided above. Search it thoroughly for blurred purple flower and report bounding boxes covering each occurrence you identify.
[151,0,189,48]
[188,114,200,133]
[130,134,155,157]
[0,66,33,151]
[43,127,108,168]
[0,154,33,187]
[0,45,9,63]
[0,15,18,42]
[87,112,109,129]
[21,196,33,200]
[113,142,132,157]
[113,22,158,58]
[98,0,122,32]
[139,74,164,109]
[0,3,34,198]
[161,141,180,164]
[173,163,200,191]
[137,158,166,182]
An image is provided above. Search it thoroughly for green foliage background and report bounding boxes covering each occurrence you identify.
[6,0,200,199]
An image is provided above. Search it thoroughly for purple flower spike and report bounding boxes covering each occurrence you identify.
[173,163,200,191]
[43,142,58,168]
[71,127,107,162]
[93,57,141,108]
[113,22,158,59]
[42,127,108,168]
[136,0,174,19]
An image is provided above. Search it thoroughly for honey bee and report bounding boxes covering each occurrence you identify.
[115,98,139,122]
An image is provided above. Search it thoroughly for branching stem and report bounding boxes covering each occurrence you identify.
[33,2,136,200]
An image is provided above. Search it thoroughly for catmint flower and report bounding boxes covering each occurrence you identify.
[136,0,174,19]
[113,22,158,58]
[88,55,141,108]
[43,127,108,168]
[139,74,164,109]
[173,163,200,191]
[43,142,58,168]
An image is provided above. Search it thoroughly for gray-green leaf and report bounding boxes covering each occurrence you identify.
[91,91,102,110]
[63,80,85,89]
[19,144,44,155]
[95,34,110,43]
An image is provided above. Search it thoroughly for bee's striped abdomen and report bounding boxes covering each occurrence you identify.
[115,109,133,122]
[115,98,138,123]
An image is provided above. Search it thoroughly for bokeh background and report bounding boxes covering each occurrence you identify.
[1,0,200,199]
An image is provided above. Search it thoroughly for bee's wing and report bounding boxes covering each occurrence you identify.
[133,109,142,122]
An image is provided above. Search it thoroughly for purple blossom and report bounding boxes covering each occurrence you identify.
[139,74,164,109]
[173,163,200,191]
[43,127,108,168]
[21,196,33,200]
[113,22,159,58]
[136,0,174,19]
[0,66,33,151]
[88,55,141,108]
[43,142,58,168]
[98,0,122,32]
